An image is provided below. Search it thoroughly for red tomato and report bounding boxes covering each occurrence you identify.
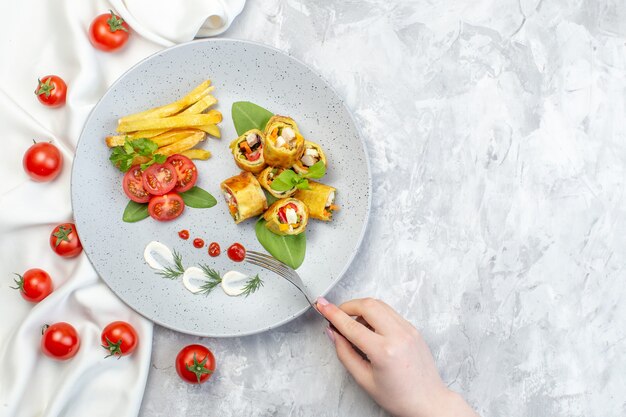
[278,203,298,223]
[248,150,262,162]
[11,268,53,303]
[178,229,190,240]
[208,242,221,257]
[41,322,80,360]
[227,243,246,262]
[193,238,205,248]
[142,162,177,196]
[148,193,184,221]
[35,76,67,107]
[23,142,63,181]
[101,321,138,358]
[88,11,130,52]
[166,154,197,193]
[50,223,82,258]
[175,344,216,384]
[123,165,150,203]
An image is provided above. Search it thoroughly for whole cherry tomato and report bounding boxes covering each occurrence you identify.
[41,322,80,360]
[175,344,216,384]
[11,268,53,302]
[35,76,67,107]
[101,321,138,358]
[89,10,130,52]
[23,141,63,182]
[50,223,83,258]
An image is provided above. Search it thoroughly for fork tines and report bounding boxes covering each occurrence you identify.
[245,251,295,279]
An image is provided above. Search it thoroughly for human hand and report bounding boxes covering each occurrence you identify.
[316,297,478,417]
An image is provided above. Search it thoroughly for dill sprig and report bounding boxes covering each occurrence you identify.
[197,264,222,295]
[157,250,185,279]
[241,274,264,297]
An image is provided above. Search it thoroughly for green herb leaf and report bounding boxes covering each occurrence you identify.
[232,101,274,136]
[157,250,185,279]
[270,170,299,192]
[295,179,310,190]
[255,219,306,269]
[302,161,326,179]
[180,186,217,209]
[241,274,264,297]
[122,200,149,223]
[110,138,162,172]
[197,265,222,295]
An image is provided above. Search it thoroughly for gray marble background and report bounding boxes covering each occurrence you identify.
[139,1,626,416]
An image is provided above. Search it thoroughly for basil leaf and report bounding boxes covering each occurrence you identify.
[303,161,326,179]
[295,178,310,190]
[232,101,274,136]
[255,219,306,269]
[122,200,149,223]
[180,186,217,208]
[270,170,299,192]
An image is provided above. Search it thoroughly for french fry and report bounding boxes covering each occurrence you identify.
[157,131,205,156]
[180,149,211,160]
[105,129,171,147]
[117,111,222,133]
[131,155,151,166]
[119,80,213,123]
[194,124,221,138]
[150,129,201,147]
[181,95,217,115]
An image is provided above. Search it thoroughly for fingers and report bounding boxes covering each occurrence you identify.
[338,298,404,335]
[328,327,375,392]
[316,297,382,351]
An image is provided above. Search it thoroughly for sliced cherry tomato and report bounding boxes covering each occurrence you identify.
[208,242,220,257]
[123,165,150,203]
[89,11,130,52]
[193,238,205,248]
[227,243,246,262]
[178,229,190,240]
[101,321,138,358]
[148,193,184,221]
[11,268,53,303]
[142,162,177,196]
[50,223,82,258]
[175,344,216,384]
[248,150,262,162]
[41,322,80,360]
[35,75,67,107]
[23,141,63,182]
[166,154,198,193]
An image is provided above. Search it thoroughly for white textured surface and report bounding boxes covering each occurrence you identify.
[140,1,626,416]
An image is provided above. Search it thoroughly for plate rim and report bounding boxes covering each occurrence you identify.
[70,38,373,337]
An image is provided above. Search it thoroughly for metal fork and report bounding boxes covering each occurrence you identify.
[245,250,325,319]
[245,250,368,360]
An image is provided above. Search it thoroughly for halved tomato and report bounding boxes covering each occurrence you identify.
[123,166,150,203]
[166,154,197,193]
[142,162,177,196]
[148,193,184,221]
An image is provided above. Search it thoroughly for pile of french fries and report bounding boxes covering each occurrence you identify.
[105,79,222,163]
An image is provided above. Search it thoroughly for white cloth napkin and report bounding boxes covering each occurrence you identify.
[110,0,246,46]
[0,1,243,416]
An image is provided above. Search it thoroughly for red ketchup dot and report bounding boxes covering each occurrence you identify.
[208,242,221,257]
[193,238,205,248]
[227,243,246,262]
[178,230,189,240]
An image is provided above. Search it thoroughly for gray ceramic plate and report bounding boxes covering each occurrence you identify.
[71,39,371,337]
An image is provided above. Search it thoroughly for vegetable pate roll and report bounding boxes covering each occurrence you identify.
[220,172,267,224]
[230,129,267,174]
[294,181,339,221]
[263,198,309,235]
[263,115,305,168]
[292,140,327,175]
[257,166,298,199]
